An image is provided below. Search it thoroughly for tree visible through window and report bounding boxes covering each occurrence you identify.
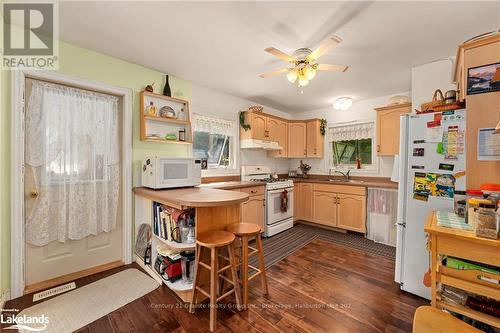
[332,138,372,167]
[193,131,231,168]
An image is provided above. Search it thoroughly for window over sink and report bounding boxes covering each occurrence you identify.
[330,122,375,170]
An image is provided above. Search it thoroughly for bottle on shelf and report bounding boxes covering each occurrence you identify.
[146,101,158,116]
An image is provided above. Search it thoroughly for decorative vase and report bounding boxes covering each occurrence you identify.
[163,75,171,97]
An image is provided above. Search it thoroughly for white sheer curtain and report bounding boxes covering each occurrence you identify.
[25,80,120,246]
[366,188,398,246]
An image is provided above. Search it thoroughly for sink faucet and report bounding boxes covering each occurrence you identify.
[330,169,351,181]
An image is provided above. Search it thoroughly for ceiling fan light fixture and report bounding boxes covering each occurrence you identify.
[287,69,298,83]
[333,97,353,111]
[307,66,317,80]
[298,77,309,87]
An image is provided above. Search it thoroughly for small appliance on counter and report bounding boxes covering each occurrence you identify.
[141,157,201,189]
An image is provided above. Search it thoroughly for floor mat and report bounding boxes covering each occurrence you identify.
[15,268,160,333]
[251,223,396,268]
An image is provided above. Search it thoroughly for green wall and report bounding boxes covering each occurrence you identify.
[0,41,191,293]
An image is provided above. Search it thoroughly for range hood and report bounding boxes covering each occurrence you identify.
[240,139,283,150]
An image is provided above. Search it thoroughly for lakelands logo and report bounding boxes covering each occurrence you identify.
[1,1,59,69]
[1,313,50,331]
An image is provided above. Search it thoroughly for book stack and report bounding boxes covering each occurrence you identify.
[152,202,175,241]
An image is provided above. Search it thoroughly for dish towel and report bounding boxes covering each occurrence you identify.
[280,189,288,212]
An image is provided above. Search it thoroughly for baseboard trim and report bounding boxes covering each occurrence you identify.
[24,260,124,295]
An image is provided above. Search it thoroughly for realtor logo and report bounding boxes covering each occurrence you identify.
[1,1,58,69]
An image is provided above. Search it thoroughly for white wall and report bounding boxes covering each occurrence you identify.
[288,92,411,177]
[189,83,291,175]
[411,58,455,109]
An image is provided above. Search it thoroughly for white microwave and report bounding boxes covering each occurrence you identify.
[141,157,202,189]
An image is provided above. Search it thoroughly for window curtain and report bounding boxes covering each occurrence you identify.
[25,80,120,246]
[192,114,235,136]
[329,122,374,141]
[366,188,398,246]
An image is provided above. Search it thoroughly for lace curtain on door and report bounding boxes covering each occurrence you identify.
[25,81,120,246]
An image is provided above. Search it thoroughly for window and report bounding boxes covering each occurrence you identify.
[192,114,235,170]
[330,122,374,169]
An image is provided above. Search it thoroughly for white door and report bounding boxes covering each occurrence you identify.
[24,78,123,291]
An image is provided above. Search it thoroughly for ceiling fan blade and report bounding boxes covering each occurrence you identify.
[259,68,289,78]
[308,36,342,61]
[317,63,349,72]
[264,47,294,62]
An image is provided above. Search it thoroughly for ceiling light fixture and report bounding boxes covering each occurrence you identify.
[333,97,353,111]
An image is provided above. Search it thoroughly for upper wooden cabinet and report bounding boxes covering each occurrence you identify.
[288,122,307,158]
[267,119,288,158]
[375,103,411,156]
[240,112,268,140]
[306,119,324,158]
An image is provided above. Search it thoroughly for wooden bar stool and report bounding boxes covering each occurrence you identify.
[189,230,242,332]
[226,223,268,308]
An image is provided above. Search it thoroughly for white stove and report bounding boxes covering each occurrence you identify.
[241,166,294,237]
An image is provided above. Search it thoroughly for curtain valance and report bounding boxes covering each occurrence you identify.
[329,122,374,141]
[193,114,235,137]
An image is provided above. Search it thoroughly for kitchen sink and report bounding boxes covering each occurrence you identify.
[328,179,364,183]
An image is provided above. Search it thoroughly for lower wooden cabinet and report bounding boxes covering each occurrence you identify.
[297,183,367,233]
[239,186,265,230]
[294,183,313,221]
[336,193,366,233]
[312,191,337,226]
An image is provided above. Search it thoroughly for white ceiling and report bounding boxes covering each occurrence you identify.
[59,1,499,113]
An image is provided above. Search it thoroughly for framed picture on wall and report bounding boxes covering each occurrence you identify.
[467,62,500,95]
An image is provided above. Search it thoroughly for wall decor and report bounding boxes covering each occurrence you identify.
[320,119,327,136]
[145,83,154,92]
[239,111,251,131]
[467,62,500,95]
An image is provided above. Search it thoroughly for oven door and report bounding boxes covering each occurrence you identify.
[266,187,294,225]
[158,158,196,188]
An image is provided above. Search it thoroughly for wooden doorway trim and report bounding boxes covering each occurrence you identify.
[11,70,133,299]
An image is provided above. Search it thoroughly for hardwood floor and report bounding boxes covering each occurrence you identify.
[5,239,427,332]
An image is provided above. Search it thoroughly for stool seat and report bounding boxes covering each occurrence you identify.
[226,223,261,236]
[197,230,235,248]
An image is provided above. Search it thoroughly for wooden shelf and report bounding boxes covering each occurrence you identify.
[437,300,500,328]
[143,137,192,144]
[140,90,192,144]
[153,233,196,250]
[142,91,189,104]
[144,115,189,125]
[440,274,500,300]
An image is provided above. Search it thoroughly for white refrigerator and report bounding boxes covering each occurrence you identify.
[395,110,466,299]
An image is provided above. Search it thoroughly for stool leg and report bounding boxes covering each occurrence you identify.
[209,247,218,332]
[241,236,249,308]
[228,243,242,311]
[255,234,269,295]
[189,244,203,314]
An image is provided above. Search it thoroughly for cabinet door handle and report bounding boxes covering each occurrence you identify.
[251,190,257,193]
[377,145,380,152]
[314,148,317,154]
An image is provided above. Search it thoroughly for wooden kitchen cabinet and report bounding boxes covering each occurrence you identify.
[306,119,324,158]
[240,186,265,230]
[268,119,288,158]
[307,184,366,233]
[312,191,337,226]
[295,183,313,221]
[288,121,307,158]
[375,103,411,156]
[336,193,366,233]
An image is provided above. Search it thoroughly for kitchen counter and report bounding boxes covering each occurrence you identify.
[290,176,398,189]
[197,180,265,190]
[133,187,249,209]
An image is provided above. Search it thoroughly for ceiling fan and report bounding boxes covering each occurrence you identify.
[259,36,349,87]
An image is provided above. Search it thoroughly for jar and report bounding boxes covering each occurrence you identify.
[476,203,498,239]
[466,190,484,224]
[454,191,466,217]
[486,192,500,208]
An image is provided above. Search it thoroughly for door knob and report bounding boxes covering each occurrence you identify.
[30,190,39,198]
